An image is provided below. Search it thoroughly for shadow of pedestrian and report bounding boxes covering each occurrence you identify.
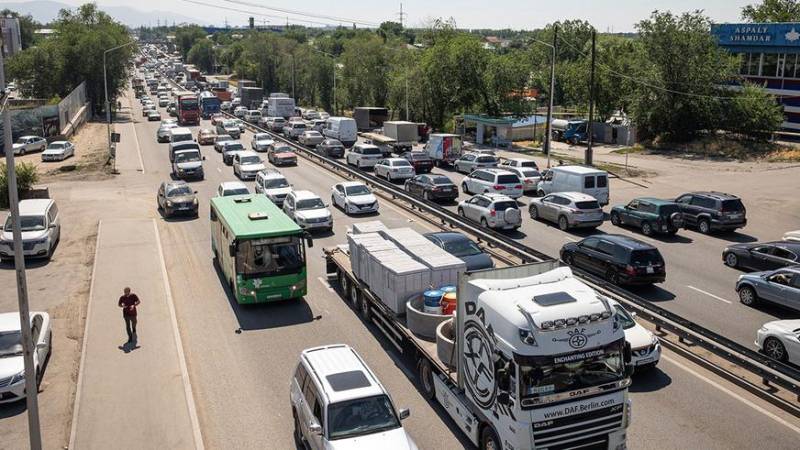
[118,340,141,353]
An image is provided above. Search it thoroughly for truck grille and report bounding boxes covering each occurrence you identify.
[533,404,623,449]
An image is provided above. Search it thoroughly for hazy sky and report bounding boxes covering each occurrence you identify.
[44,0,755,31]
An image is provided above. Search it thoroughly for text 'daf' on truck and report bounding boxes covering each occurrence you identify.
[324,223,632,450]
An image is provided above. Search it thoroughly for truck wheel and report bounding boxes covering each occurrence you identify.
[480,426,501,450]
[358,294,371,322]
[417,358,436,400]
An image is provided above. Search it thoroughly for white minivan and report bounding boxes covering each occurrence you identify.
[169,127,194,144]
[0,199,61,260]
[290,344,417,450]
[324,117,358,148]
[536,165,610,205]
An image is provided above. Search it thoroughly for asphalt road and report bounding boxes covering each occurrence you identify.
[123,92,800,449]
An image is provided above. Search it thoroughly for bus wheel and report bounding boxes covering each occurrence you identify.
[480,426,501,450]
[417,358,435,400]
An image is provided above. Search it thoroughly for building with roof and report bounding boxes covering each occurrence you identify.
[712,23,800,134]
[1,16,22,57]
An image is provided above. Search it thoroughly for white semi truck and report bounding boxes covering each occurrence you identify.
[325,247,632,450]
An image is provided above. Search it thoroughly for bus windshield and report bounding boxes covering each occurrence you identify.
[236,236,305,278]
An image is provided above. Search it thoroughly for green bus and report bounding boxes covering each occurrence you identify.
[210,194,311,304]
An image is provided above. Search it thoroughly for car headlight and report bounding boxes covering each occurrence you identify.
[193,198,198,205]
[650,335,659,346]
[166,201,173,207]
[11,370,26,385]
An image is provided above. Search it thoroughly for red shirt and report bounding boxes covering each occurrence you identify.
[118,294,140,317]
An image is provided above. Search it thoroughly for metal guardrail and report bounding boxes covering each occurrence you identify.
[210,93,800,403]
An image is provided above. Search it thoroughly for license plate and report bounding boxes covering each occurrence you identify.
[637,357,654,365]
[646,267,654,274]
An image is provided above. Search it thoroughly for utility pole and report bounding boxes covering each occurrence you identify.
[543,24,557,168]
[398,3,406,28]
[1,47,43,450]
[585,29,596,166]
[291,53,295,100]
[405,74,409,121]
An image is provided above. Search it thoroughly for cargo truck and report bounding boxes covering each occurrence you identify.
[383,121,419,154]
[198,91,221,119]
[240,86,264,110]
[267,93,296,119]
[176,92,200,126]
[424,133,463,167]
[354,107,389,131]
[325,234,632,450]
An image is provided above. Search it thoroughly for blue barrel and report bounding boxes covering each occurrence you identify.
[439,285,456,295]
[423,290,444,314]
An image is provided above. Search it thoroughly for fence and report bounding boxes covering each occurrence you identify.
[58,81,87,135]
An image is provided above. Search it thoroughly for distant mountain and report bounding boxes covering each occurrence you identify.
[3,1,206,27]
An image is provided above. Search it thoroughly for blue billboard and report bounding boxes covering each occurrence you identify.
[712,23,800,52]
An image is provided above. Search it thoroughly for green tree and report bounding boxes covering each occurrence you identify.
[721,83,784,139]
[175,26,207,59]
[6,39,63,99]
[338,35,391,109]
[187,39,215,73]
[742,0,800,22]
[0,9,40,49]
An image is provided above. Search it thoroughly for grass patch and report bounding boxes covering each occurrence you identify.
[611,144,646,155]
[643,135,800,161]
[550,153,651,178]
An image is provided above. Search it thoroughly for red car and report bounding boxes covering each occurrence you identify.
[210,113,225,125]
[197,128,217,145]
[403,151,434,173]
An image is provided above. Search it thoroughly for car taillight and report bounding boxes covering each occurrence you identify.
[515,185,523,189]
[493,185,506,190]
[489,209,496,216]
[625,265,636,275]
[573,209,584,214]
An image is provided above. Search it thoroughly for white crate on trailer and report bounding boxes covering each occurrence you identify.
[366,248,429,315]
[379,228,467,288]
[351,220,389,235]
[346,233,397,283]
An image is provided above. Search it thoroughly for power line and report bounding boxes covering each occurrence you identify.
[179,0,342,27]
[222,0,380,27]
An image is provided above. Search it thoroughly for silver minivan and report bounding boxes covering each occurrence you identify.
[537,165,610,206]
[0,199,61,260]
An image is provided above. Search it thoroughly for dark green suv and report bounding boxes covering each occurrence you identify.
[610,197,684,236]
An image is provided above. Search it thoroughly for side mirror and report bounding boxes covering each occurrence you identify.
[36,342,47,350]
[49,223,56,229]
[202,156,206,160]
[194,191,198,194]
[308,421,322,435]
[398,408,410,420]
[305,232,314,248]
[630,311,637,318]
[228,243,236,257]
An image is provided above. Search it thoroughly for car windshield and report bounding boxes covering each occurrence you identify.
[327,395,401,440]
[255,134,269,140]
[175,152,201,163]
[225,144,244,152]
[274,146,293,154]
[519,340,625,400]
[575,200,600,210]
[236,236,304,278]
[519,169,540,178]
[408,153,429,161]
[167,185,193,197]
[296,198,325,210]
[4,215,46,232]
[362,148,381,155]
[345,185,371,196]
[442,237,482,257]
[47,143,65,149]
[0,330,23,357]
[240,156,261,165]
[216,136,232,143]
[630,249,663,266]
[223,120,237,128]
[477,156,496,163]
[721,199,745,212]
[518,161,537,168]
[613,305,636,330]
[431,176,452,185]
[264,178,289,189]
[493,201,518,211]
[16,138,30,144]
[392,160,411,167]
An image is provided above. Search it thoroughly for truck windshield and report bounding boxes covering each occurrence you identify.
[236,236,304,278]
[327,395,400,440]
[180,99,198,111]
[518,340,624,402]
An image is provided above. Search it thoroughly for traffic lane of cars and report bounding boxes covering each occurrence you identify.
[140,111,800,450]
[132,109,469,449]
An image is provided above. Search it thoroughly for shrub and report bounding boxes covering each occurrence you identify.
[0,162,40,209]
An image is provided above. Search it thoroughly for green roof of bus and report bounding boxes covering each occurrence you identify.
[210,194,302,238]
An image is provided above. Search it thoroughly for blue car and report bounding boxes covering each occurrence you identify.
[735,266,800,311]
[424,232,494,271]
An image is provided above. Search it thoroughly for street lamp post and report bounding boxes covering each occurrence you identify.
[103,40,136,173]
[532,25,557,169]
[312,49,337,115]
[1,47,43,450]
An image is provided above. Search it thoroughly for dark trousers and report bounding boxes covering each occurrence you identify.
[124,316,138,341]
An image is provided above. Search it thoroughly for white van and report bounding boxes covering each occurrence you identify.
[0,199,61,260]
[324,117,357,148]
[536,165,610,205]
[169,127,193,144]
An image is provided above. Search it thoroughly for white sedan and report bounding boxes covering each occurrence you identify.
[756,320,800,364]
[331,181,379,215]
[251,133,274,152]
[0,312,52,404]
[217,181,250,197]
[610,300,661,372]
[232,151,266,180]
[298,130,325,146]
[41,141,76,161]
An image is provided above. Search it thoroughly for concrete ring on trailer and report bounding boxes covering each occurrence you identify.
[406,295,451,341]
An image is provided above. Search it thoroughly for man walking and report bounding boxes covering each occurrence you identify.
[118,287,140,343]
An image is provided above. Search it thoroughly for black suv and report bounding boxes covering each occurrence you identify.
[675,192,746,234]
[560,234,666,285]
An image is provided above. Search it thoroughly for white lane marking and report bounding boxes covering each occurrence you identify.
[317,276,335,293]
[68,221,102,450]
[686,285,732,304]
[130,106,146,173]
[152,219,205,450]
[563,236,578,243]
[662,354,800,435]
[217,167,222,173]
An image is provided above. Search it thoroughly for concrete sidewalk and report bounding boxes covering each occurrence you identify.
[69,219,201,450]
